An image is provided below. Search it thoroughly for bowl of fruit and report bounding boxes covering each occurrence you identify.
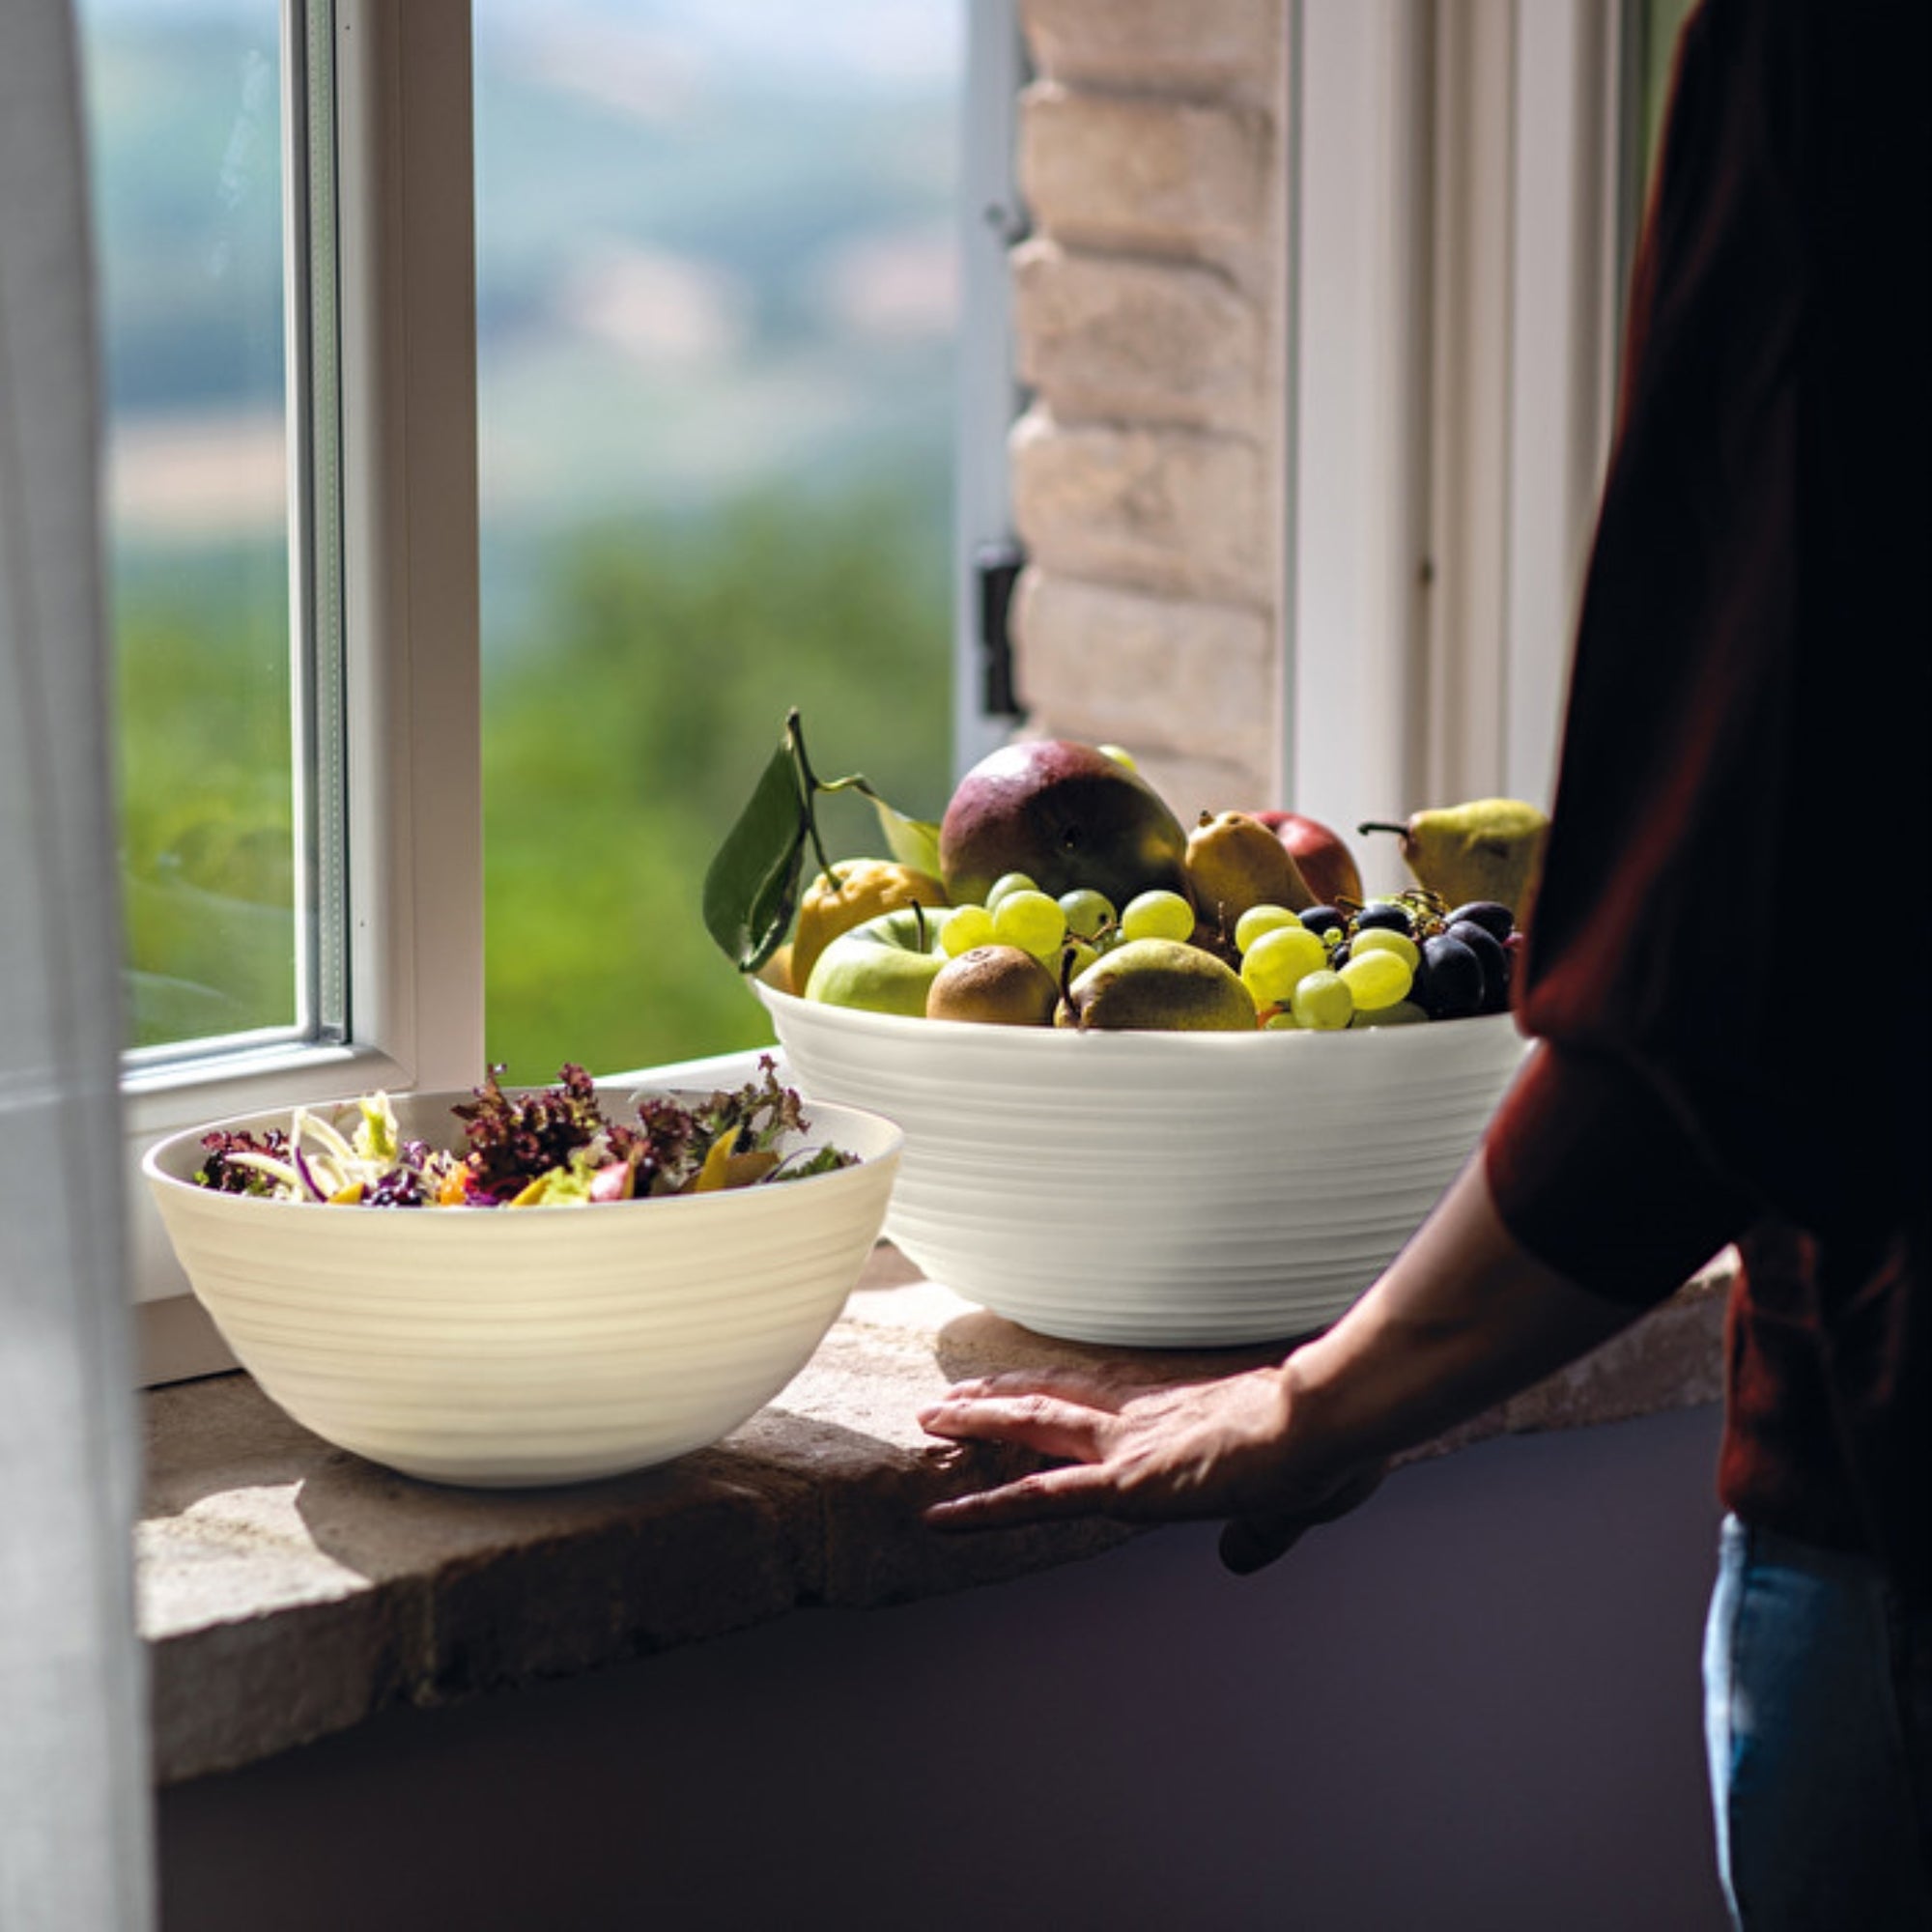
[708,718,1543,1349]
[142,1062,901,1486]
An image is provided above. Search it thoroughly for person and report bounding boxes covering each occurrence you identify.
[916,4,1930,1925]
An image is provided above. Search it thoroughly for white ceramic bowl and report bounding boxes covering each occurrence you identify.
[143,1088,901,1487]
[757,984,1530,1348]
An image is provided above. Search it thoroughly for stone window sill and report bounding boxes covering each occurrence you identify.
[140,1243,1730,1786]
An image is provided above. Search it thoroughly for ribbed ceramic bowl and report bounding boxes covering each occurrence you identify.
[757,984,1530,1348]
[143,1089,901,1488]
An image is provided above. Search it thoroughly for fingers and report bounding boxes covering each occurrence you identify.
[925,1366,1140,1414]
[918,1374,1142,1535]
[1217,1463,1390,1576]
[917,1389,1115,1463]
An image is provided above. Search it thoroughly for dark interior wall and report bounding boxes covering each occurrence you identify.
[158,1404,1730,1932]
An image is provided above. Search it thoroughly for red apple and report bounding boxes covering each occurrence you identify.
[1250,810,1363,907]
[941,740,1191,908]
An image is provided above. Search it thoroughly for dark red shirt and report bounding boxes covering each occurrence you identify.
[1483,0,1930,1604]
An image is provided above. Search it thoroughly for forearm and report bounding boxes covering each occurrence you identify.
[1265,1040,1753,1496]
[1272,1154,1645,1482]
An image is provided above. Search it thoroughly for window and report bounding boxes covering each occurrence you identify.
[99,0,988,1377]
[91,0,483,1379]
[83,0,326,1060]
[1289,0,1682,838]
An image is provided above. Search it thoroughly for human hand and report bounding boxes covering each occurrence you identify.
[917,1364,1385,1575]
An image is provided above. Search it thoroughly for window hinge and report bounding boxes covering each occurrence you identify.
[975,541,1026,720]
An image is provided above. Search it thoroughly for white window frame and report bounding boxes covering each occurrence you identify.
[952,0,1026,781]
[127,0,483,1382]
[1286,0,1636,844]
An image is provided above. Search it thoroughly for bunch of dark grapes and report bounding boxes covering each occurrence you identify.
[1301,892,1519,1020]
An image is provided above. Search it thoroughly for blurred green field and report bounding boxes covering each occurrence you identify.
[115,481,950,1078]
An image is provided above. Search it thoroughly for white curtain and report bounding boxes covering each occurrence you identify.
[0,0,156,1925]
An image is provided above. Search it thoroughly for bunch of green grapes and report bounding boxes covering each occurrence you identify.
[941,874,1203,984]
[937,868,1519,1028]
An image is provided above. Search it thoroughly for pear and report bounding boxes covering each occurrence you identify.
[755,943,796,997]
[1183,810,1316,927]
[1056,938,1258,1033]
[1358,799,1549,920]
[926,945,1058,1026]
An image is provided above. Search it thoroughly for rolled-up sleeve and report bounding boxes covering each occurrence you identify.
[1484,1043,1755,1308]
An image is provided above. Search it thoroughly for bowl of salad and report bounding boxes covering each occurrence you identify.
[142,1062,901,1487]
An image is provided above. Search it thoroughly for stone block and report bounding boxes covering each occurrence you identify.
[1021,0,1284,101]
[1020,83,1273,267]
[1011,569,1277,785]
[1137,750,1274,824]
[1009,407,1275,607]
[149,1595,409,1784]
[1013,238,1264,431]
[1498,1265,1729,1436]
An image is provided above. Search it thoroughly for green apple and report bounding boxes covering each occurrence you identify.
[802,906,945,1017]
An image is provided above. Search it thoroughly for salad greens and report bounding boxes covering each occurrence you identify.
[193,1058,855,1208]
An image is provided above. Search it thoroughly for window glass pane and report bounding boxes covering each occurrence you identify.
[474,2,963,1080]
[79,0,300,1054]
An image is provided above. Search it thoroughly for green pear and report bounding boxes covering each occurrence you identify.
[1056,938,1258,1033]
[803,906,945,1017]
[1183,810,1316,924]
[1358,799,1549,919]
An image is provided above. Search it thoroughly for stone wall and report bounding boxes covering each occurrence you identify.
[1008,0,1289,821]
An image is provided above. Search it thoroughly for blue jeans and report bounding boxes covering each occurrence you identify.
[1704,1516,1932,1930]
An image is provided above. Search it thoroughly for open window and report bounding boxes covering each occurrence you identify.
[98,0,1686,1380]
[91,0,482,1378]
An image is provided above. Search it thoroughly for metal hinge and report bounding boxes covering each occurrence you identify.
[974,541,1026,720]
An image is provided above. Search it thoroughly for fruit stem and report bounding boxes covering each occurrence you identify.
[1356,820,1408,838]
[1055,943,1082,1022]
[784,708,839,885]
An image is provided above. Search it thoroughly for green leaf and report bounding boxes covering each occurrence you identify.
[867,794,944,878]
[702,733,811,972]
